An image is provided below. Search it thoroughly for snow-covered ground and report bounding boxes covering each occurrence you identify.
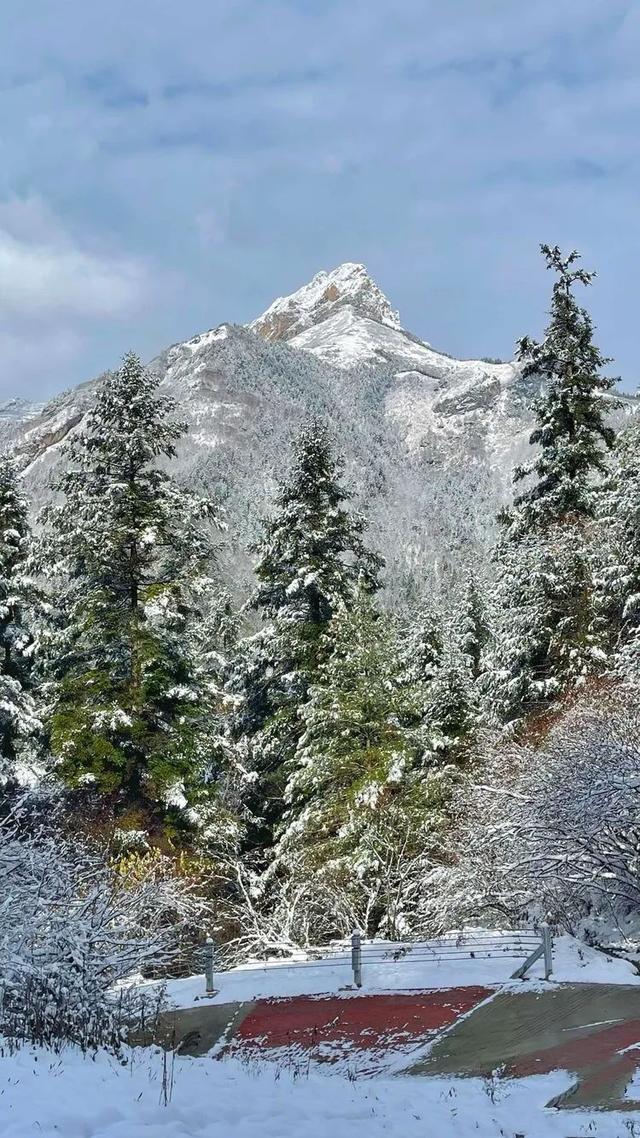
[3,933,640,1137]
[162,932,640,1009]
[1,1044,638,1138]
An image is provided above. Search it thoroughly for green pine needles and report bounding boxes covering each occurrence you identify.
[510,244,619,533]
[40,353,223,837]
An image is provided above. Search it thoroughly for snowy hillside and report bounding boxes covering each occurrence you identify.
[0,397,44,449]
[4,263,634,603]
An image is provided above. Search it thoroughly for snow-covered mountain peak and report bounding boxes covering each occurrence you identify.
[249,262,402,343]
[8,263,635,606]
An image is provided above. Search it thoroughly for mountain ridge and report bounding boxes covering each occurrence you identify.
[3,262,634,606]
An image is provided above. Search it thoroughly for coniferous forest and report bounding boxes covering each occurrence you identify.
[4,245,640,1047]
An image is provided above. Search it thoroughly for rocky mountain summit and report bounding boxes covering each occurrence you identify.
[3,263,632,603]
[249,261,403,343]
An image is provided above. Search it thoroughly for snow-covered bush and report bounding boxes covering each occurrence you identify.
[0,798,207,1050]
[436,688,640,941]
[217,828,441,962]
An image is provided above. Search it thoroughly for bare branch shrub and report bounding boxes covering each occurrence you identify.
[0,798,209,1050]
[436,687,640,940]
[216,825,437,963]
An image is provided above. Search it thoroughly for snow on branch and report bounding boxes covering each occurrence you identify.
[0,798,208,1051]
[434,688,640,942]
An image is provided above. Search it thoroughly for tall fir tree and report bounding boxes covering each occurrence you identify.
[489,246,618,721]
[251,419,382,622]
[508,244,619,535]
[0,457,40,785]
[273,597,453,935]
[229,419,383,850]
[398,603,443,687]
[484,529,602,720]
[421,643,477,757]
[398,602,476,761]
[39,353,223,839]
[452,572,489,681]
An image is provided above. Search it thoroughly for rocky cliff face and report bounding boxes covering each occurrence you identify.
[4,263,634,604]
[249,262,402,343]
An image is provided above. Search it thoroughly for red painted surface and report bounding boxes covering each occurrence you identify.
[508,1017,640,1079]
[232,988,491,1054]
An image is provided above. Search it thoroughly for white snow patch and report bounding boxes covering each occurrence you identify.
[157,932,639,1012]
[0,1045,636,1138]
[183,325,230,353]
[250,262,402,341]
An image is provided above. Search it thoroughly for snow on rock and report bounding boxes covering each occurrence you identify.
[250,262,403,342]
[182,324,230,353]
[0,398,43,423]
[5,261,635,606]
[288,306,431,369]
[289,306,513,383]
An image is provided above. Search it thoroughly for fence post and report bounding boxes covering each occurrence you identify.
[205,936,216,996]
[351,929,362,988]
[542,923,552,980]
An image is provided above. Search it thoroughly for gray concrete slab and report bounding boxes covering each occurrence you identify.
[410,985,640,1078]
[410,984,640,1112]
[130,1001,251,1057]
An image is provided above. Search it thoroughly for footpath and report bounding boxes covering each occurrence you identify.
[144,932,640,1113]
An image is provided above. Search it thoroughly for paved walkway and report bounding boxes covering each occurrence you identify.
[411,984,640,1110]
[141,983,640,1110]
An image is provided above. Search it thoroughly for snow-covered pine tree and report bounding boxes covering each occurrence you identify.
[509,244,619,534]
[273,596,453,936]
[421,642,477,758]
[398,603,443,687]
[452,572,489,681]
[39,353,224,840]
[483,533,562,720]
[251,418,382,622]
[230,419,383,851]
[0,456,41,786]
[596,418,640,674]
[398,601,476,762]
[489,246,618,721]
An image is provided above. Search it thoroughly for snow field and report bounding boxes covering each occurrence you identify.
[2,933,640,1137]
[1,1044,638,1138]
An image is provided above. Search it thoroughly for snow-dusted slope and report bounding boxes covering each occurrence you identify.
[4,262,634,603]
[0,397,44,449]
[289,306,433,369]
[251,263,529,451]
[0,398,42,422]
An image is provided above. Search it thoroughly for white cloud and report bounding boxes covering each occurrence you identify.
[0,198,148,321]
[0,232,146,320]
[0,196,152,397]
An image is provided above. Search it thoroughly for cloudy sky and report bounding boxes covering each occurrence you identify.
[1,0,638,398]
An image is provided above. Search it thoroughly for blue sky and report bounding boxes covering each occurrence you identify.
[1,0,638,398]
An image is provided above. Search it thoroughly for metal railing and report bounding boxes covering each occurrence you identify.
[348,927,553,988]
[201,926,553,997]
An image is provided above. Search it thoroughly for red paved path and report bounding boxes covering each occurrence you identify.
[229,987,492,1062]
